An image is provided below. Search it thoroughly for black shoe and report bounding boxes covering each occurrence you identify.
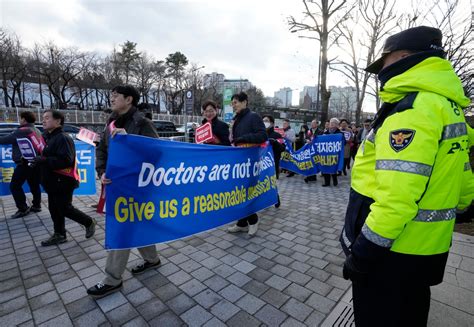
[87,281,123,298]
[304,177,309,183]
[322,184,330,187]
[275,195,281,208]
[131,259,161,275]
[85,219,96,239]
[41,233,67,246]
[30,206,41,213]
[11,208,30,219]
[286,172,295,177]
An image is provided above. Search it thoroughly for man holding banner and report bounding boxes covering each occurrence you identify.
[88,85,161,298]
[227,91,268,236]
[0,111,43,218]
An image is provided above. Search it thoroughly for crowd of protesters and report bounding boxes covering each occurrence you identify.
[2,26,472,327]
[1,86,372,300]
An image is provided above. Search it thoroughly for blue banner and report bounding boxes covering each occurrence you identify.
[0,141,96,196]
[280,133,344,176]
[105,135,278,249]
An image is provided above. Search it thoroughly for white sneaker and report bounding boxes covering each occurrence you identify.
[227,224,248,233]
[248,223,259,236]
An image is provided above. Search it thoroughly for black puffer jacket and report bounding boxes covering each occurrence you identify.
[96,107,158,176]
[0,123,43,163]
[231,108,267,144]
[40,127,77,193]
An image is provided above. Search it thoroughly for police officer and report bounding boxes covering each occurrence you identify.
[340,26,472,326]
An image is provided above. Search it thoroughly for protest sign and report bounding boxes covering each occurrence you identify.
[195,122,213,144]
[105,135,278,249]
[77,128,99,146]
[280,133,344,176]
[0,141,96,196]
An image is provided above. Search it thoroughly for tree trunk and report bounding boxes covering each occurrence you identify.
[319,1,331,124]
[16,84,23,107]
[22,83,26,106]
[2,75,9,107]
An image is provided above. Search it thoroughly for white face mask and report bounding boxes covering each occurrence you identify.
[264,122,271,129]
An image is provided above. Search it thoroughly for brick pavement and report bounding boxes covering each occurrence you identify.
[0,174,472,326]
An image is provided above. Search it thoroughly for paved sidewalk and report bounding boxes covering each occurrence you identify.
[0,175,472,326]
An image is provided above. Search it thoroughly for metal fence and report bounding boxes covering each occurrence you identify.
[0,107,200,142]
[0,107,202,125]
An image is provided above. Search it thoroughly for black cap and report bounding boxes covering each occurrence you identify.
[365,26,443,74]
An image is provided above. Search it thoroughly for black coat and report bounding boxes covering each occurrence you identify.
[231,108,267,144]
[40,127,77,193]
[202,117,230,146]
[96,107,158,176]
[267,127,285,177]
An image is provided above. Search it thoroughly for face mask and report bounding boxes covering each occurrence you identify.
[264,122,271,129]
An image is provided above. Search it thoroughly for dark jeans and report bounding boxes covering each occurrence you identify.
[47,188,93,236]
[322,174,338,186]
[344,157,351,170]
[352,279,430,327]
[10,164,41,211]
[236,213,258,227]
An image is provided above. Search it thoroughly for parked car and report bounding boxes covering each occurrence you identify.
[176,122,200,133]
[0,123,20,137]
[0,123,80,139]
[152,120,182,137]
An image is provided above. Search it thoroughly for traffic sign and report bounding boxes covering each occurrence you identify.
[185,90,194,115]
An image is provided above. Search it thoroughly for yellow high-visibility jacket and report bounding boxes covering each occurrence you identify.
[351,57,472,256]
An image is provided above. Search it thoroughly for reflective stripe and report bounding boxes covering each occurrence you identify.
[342,229,351,248]
[375,160,432,177]
[361,224,394,248]
[413,208,456,222]
[442,123,467,140]
[465,162,472,172]
[366,130,375,143]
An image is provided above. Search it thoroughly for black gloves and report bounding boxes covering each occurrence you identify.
[343,254,369,285]
[29,155,46,168]
[232,137,245,145]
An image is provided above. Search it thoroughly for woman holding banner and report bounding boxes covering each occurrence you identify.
[201,100,230,145]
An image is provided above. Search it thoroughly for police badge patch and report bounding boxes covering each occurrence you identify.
[389,129,415,152]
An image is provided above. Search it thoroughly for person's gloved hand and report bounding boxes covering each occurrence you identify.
[232,137,244,145]
[29,155,46,167]
[343,254,369,285]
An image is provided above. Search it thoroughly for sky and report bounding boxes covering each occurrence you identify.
[0,0,471,110]
[0,0,325,106]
